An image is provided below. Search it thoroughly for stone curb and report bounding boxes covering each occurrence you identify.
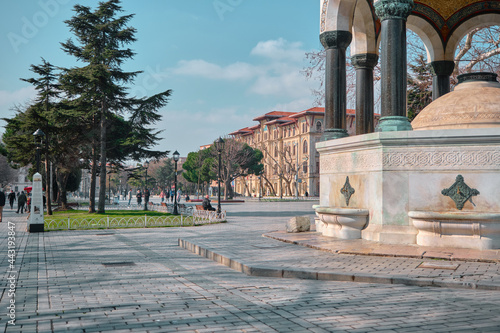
[178,238,500,291]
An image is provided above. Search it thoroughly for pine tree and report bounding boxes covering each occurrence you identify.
[19,58,60,215]
[60,0,171,213]
[407,54,433,121]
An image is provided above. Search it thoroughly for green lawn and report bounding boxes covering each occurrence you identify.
[46,209,171,221]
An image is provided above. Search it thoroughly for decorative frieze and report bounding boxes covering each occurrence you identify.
[320,148,500,173]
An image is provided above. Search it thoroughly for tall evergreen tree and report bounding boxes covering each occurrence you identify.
[60,0,171,213]
[407,54,433,120]
[19,58,60,214]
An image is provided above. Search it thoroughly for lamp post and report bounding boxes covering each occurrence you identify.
[108,173,111,204]
[258,173,262,201]
[294,142,299,199]
[143,160,149,211]
[172,151,180,215]
[279,173,283,199]
[214,137,224,215]
[33,129,45,173]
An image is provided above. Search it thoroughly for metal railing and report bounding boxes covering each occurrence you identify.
[45,203,226,231]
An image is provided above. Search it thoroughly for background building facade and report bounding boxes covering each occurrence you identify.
[230,107,378,198]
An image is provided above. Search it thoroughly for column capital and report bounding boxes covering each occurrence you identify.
[351,53,379,70]
[374,0,414,21]
[430,60,455,76]
[320,30,352,50]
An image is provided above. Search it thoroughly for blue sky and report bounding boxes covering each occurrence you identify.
[0,0,322,156]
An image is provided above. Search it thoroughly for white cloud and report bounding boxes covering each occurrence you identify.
[250,38,305,63]
[249,66,315,98]
[0,86,37,110]
[172,59,258,81]
[170,39,315,100]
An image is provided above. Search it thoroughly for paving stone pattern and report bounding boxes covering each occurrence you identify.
[0,202,499,332]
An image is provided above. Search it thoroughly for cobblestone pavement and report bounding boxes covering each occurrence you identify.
[1,202,500,332]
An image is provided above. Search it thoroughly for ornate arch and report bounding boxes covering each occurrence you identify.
[445,13,500,60]
[351,0,379,55]
[407,15,447,61]
[320,0,358,32]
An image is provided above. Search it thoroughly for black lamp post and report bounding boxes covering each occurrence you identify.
[144,160,149,211]
[214,137,224,215]
[172,151,180,215]
[33,129,45,173]
[108,173,112,204]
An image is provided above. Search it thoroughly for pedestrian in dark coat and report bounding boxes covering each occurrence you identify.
[7,190,16,209]
[136,190,142,206]
[17,191,27,214]
[0,190,5,222]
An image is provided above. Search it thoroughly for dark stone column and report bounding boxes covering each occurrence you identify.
[374,0,414,132]
[351,53,379,135]
[320,30,352,140]
[430,60,455,100]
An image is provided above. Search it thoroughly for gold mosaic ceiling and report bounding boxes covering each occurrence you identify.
[416,0,486,20]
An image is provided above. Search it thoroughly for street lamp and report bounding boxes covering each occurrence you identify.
[33,129,45,173]
[293,141,299,199]
[214,137,224,215]
[144,160,149,211]
[279,172,283,199]
[172,151,180,215]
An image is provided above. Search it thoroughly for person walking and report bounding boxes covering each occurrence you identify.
[17,191,27,214]
[128,189,132,206]
[7,190,16,209]
[170,189,175,202]
[0,189,5,222]
[159,190,165,203]
[136,189,142,206]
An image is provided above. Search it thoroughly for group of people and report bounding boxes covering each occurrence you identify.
[0,190,30,222]
[125,188,189,206]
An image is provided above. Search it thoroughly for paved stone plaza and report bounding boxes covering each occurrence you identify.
[1,201,500,332]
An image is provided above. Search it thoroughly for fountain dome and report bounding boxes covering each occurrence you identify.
[411,72,500,131]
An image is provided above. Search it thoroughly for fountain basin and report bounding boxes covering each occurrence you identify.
[409,211,500,250]
[313,206,369,239]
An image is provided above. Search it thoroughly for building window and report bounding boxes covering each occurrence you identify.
[274,146,278,158]
[293,144,296,156]
[303,140,308,154]
[316,121,322,132]
[316,161,320,173]
[293,127,295,136]
[303,162,308,173]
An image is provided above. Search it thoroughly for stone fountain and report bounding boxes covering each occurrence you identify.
[314,72,500,250]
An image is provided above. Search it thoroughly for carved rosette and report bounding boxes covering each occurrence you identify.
[351,53,379,70]
[441,175,480,210]
[374,0,414,21]
[320,30,352,50]
[340,176,355,206]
